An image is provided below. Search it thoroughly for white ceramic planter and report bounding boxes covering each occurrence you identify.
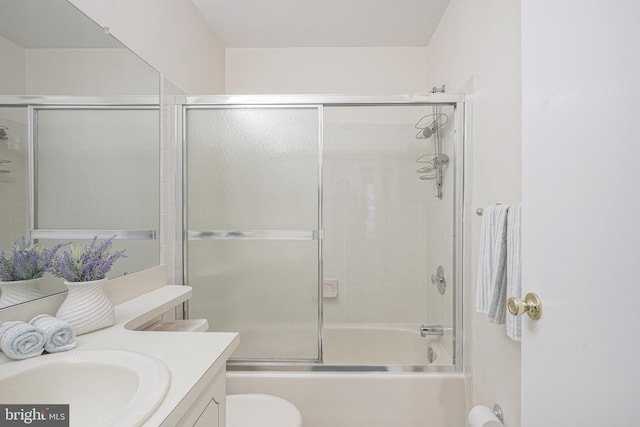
[0,278,45,308]
[55,279,115,335]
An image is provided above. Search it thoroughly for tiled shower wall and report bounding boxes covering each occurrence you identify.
[322,106,455,326]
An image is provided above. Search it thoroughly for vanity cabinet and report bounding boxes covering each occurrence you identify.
[172,369,227,427]
[193,397,219,427]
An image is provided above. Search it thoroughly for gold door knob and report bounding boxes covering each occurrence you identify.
[507,292,542,320]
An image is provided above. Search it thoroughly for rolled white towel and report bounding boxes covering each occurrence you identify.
[30,314,76,353]
[0,321,45,360]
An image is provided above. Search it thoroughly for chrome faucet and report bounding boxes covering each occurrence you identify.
[420,324,452,337]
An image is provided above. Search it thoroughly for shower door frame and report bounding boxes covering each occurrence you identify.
[182,103,325,363]
[179,94,466,373]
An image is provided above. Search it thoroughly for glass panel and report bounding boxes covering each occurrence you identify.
[35,108,160,275]
[188,240,319,360]
[322,105,456,367]
[186,107,320,361]
[187,108,318,230]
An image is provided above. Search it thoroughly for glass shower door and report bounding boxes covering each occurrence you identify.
[185,106,321,361]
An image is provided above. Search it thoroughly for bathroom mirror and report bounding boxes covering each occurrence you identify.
[0,0,161,309]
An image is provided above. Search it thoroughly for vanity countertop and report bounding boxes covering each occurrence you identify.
[0,285,240,426]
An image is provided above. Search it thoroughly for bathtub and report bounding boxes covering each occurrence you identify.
[322,324,453,366]
[227,372,466,427]
[226,325,465,427]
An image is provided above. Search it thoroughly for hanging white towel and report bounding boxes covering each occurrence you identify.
[476,204,510,324]
[30,314,76,353]
[506,204,522,341]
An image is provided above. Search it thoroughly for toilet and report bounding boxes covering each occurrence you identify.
[226,394,302,427]
[140,321,301,426]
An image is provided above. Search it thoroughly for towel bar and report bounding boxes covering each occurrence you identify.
[476,202,503,216]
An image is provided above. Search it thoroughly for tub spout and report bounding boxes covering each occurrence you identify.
[420,324,451,337]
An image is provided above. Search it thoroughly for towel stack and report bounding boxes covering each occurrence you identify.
[0,315,76,360]
[476,203,523,341]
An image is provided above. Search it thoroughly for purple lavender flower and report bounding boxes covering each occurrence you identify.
[49,236,127,282]
[0,236,66,281]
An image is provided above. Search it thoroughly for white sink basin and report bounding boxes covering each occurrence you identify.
[0,349,170,427]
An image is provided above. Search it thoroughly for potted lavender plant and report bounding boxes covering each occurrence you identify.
[0,237,63,307]
[50,236,126,335]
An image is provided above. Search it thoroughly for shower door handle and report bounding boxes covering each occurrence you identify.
[30,229,157,240]
[188,230,319,240]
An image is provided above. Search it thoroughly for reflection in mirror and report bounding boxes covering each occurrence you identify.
[0,107,39,308]
[0,108,28,244]
[0,0,161,309]
[33,107,160,277]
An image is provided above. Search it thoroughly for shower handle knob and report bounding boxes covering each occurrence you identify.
[430,266,447,295]
[507,292,542,320]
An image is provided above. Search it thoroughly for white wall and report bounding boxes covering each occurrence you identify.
[424,0,522,425]
[0,36,25,95]
[226,47,429,94]
[25,48,158,95]
[0,35,157,97]
[159,76,185,285]
[68,0,225,94]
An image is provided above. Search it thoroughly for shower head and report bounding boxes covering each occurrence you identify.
[414,113,448,140]
[420,127,434,139]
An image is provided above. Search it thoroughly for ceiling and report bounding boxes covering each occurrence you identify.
[191,0,451,48]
